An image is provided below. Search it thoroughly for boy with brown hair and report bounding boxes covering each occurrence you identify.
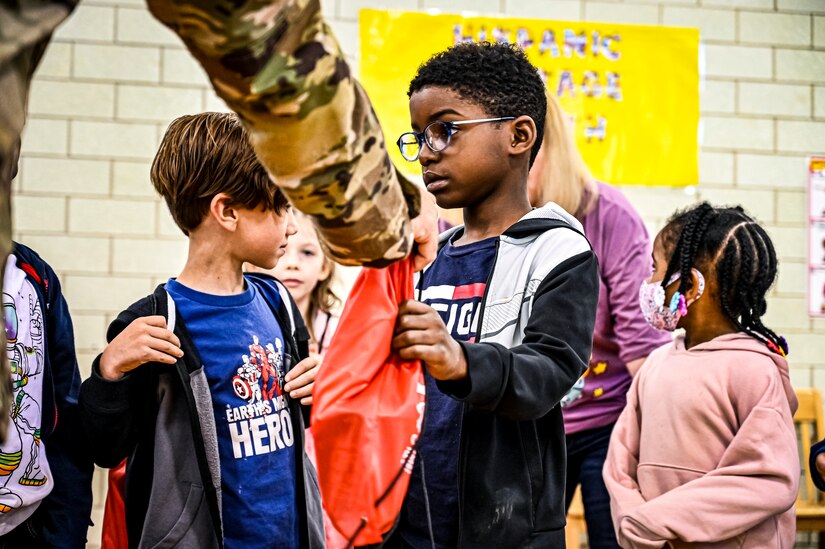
[80,112,324,549]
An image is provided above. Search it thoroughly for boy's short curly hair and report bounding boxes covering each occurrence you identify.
[408,42,547,166]
[151,112,289,235]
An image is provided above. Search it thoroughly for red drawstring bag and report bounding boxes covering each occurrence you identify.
[311,256,425,547]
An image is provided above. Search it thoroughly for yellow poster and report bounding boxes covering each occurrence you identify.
[360,10,699,187]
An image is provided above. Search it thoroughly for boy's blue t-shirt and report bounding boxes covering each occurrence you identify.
[165,278,299,549]
[399,234,497,549]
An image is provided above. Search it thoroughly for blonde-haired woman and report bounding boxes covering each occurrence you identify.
[527,92,669,548]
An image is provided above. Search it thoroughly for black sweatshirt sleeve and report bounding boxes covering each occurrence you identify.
[79,308,156,468]
[437,250,599,421]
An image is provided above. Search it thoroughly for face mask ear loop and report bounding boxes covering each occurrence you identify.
[684,269,706,309]
[667,269,706,315]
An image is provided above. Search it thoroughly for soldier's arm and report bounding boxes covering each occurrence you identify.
[147,0,430,268]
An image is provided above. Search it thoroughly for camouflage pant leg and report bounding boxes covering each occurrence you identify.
[147,0,419,267]
[0,1,78,441]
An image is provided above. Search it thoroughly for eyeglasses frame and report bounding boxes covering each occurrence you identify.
[396,116,516,162]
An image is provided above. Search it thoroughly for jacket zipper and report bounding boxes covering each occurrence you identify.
[456,238,499,547]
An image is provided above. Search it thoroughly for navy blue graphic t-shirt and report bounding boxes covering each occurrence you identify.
[399,234,497,549]
[166,278,299,549]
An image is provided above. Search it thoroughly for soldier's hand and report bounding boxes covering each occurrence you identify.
[411,189,438,272]
[285,354,320,406]
[392,300,467,381]
[99,316,183,381]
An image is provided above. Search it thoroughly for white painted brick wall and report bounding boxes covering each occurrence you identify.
[700,80,735,114]
[663,7,736,42]
[584,2,661,25]
[116,85,204,122]
[70,120,157,159]
[162,48,211,86]
[776,49,825,83]
[13,196,66,233]
[739,12,811,47]
[36,43,72,78]
[64,275,152,312]
[115,7,181,46]
[21,157,110,195]
[737,153,808,189]
[698,152,734,185]
[73,44,160,83]
[704,0,771,8]
[738,82,811,117]
[22,235,110,273]
[702,116,774,151]
[28,81,115,119]
[504,0,581,20]
[778,0,825,14]
[11,2,825,546]
[776,260,808,295]
[777,120,825,153]
[20,118,68,155]
[816,15,825,47]
[816,86,825,117]
[68,198,156,235]
[705,45,772,79]
[53,5,115,43]
[421,0,504,13]
[698,187,776,223]
[776,190,806,224]
[112,161,155,197]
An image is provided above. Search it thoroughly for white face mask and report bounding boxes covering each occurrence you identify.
[638,269,705,331]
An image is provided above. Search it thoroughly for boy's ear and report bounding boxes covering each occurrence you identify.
[210,193,239,231]
[508,115,538,160]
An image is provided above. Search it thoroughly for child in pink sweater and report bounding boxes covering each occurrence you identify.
[604,202,799,548]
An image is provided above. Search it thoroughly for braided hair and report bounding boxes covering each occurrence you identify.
[659,202,788,356]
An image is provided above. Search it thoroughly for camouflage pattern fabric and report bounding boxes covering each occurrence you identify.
[147,0,420,267]
[0,0,79,442]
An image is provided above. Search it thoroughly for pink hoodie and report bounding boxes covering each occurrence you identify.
[603,332,799,549]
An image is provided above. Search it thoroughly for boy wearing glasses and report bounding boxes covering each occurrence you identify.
[389,43,599,548]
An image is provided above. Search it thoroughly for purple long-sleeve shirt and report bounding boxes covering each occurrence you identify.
[562,182,671,434]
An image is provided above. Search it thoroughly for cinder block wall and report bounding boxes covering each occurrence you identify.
[10,0,824,546]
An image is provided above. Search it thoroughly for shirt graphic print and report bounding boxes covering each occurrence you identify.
[0,255,54,535]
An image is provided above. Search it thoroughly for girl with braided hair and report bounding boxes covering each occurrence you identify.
[603,202,799,548]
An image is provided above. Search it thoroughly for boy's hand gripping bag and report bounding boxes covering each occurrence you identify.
[310,256,425,546]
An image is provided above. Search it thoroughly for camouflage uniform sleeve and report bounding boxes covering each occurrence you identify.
[146,0,419,267]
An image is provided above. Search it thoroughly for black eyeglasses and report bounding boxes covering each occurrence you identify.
[396,117,515,162]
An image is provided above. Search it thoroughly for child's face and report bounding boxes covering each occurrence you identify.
[271,214,330,306]
[407,86,513,209]
[236,205,297,270]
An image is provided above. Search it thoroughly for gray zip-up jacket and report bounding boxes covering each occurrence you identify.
[418,203,599,548]
[79,275,324,549]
